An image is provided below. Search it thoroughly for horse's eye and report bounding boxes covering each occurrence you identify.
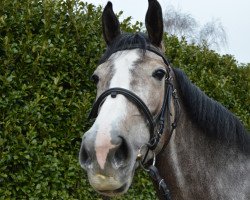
[91,74,99,84]
[152,69,166,80]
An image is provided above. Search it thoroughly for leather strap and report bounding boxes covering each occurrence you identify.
[88,87,155,137]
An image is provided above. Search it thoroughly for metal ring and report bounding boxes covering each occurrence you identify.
[139,152,156,172]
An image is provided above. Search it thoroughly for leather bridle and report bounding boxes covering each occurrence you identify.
[88,44,180,200]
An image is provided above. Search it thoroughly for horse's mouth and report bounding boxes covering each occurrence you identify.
[97,183,128,196]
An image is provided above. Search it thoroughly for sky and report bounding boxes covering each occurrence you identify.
[85,0,250,64]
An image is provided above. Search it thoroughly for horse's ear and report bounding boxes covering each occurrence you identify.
[145,0,163,47]
[102,2,121,45]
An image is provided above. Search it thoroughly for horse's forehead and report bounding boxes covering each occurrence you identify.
[109,49,165,77]
[108,50,139,89]
[98,49,165,78]
[111,50,140,71]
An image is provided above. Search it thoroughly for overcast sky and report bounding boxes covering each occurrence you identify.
[85,0,250,64]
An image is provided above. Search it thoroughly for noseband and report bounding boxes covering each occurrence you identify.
[88,45,180,200]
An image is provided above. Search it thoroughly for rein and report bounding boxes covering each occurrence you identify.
[88,45,180,200]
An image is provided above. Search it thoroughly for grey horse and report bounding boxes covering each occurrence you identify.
[79,0,250,199]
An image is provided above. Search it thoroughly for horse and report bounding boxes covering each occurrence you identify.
[79,0,250,199]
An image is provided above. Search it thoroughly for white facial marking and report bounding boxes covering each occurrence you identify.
[95,125,116,169]
[94,50,139,170]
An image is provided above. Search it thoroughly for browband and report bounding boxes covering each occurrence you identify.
[99,44,170,67]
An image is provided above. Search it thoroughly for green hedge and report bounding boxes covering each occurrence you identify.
[0,0,249,199]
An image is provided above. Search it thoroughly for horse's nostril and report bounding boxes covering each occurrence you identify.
[113,137,129,168]
[80,146,91,167]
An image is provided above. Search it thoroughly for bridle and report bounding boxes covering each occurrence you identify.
[88,44,180,200]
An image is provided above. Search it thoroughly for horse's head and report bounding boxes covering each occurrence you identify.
[79,0,169,196]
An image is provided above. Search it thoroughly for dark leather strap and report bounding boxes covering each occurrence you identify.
[99,44,170,66]
[88,87,155,137]
[149,165,171,200]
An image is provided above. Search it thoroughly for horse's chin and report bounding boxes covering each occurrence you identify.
[96,181,130,197]
[88,168,134,197]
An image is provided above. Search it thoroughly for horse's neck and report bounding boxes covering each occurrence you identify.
[155,104,250,200]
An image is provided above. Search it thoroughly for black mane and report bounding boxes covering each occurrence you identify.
[174,68,250,153]
[99,32,150,64]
